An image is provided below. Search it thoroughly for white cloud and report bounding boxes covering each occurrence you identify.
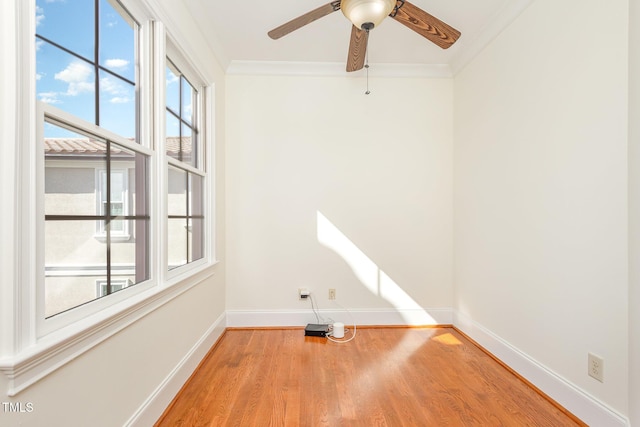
[36,6,45,27]
[110,97,130,104]
[101,77,132,104]
[100,76,126,96]
[36,73,43,81]
[166,73,179,85]
[38,91,61,104]
[105,58,129,70]
[55,61,94,96]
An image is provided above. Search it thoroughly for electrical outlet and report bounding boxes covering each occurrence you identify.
[328,288,336,300]
[588,353,604,382]
[299,288,310,300]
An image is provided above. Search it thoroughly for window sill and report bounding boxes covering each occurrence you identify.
[0,261,219,396]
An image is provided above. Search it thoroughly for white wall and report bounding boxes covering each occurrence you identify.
[0,0,227,425]
[226,75,453,322]
[454,0,629,418]
[628,0,640,424]
[0,281,225,427]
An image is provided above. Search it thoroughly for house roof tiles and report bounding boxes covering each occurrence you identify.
[44,136,191,156]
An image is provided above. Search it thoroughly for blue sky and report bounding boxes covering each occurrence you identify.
[36,0,138,138]
[36,0,192,142]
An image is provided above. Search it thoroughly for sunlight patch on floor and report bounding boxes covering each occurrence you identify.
[432,332,463,346]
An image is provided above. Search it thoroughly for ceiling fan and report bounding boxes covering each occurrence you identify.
[268,0,461,72]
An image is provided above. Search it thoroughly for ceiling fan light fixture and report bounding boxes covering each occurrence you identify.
[341,0,396,30]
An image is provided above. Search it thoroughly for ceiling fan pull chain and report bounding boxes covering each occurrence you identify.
[365,64,370,95]
[365,29,371,95]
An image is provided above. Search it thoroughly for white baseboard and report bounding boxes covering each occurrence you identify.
[125,312,227,427]
[225,307,453,328]
[453,310,629,427]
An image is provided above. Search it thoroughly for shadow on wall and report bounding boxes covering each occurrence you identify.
[316,211,436,325]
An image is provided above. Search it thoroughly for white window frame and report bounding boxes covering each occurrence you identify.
[164,37,211,281]
[38,103,155,333]
[0,0,217,397]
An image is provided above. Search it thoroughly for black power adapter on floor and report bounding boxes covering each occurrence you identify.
[304,323,330,337]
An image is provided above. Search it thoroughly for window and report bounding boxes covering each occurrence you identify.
[37,0,150,319]
[1,0,214,393]
[43,120,149,318]
[166,57,206,271]
[168,166,204,269]
[166,59,199,167]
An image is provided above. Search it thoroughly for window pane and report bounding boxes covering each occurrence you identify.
[166,59,199,168]
[166,111,181,161]
[168,166,187,216]
[36,0,138,141]
[131,219,150,283]
[189,218,204,263]
[111,228,139,280]
[36,42,96,124]
[45,220,106,317]
[99,0,136,82]
[167,167,204,269]
[44,124,106,217]
[36,0,94,60]
[101,169,124,234]
[110,173,124,203]
[166,64,180,115]
[129,152,148,217]
[181,124,194,167]
[44,123,150,315]
[168,218,188,270]
[181,77,195,126]
[109,201,125,232]
[99,71,136,138]
[189,173,203,217]
[189,174,203,262]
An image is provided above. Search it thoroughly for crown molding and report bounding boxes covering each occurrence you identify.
[223,0,537,79]
[226,60,453,78]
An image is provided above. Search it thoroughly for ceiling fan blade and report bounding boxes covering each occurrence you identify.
[268,1,340,40]
[346,26,368,72]
[391,1,460,49]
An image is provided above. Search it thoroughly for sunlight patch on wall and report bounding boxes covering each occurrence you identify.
[317,211,436,325]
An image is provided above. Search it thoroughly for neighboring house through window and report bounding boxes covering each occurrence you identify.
[98,168,130,238]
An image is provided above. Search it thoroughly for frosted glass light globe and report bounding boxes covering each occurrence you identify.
[341,0,396,30]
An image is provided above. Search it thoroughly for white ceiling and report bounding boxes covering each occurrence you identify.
[181,0,534,75]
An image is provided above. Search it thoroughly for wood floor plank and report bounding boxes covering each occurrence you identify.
[156,328,585,426]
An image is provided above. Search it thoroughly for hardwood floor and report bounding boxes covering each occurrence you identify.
[156,327,585,426]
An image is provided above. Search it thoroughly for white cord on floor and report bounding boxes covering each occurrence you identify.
[326,300,357,344]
